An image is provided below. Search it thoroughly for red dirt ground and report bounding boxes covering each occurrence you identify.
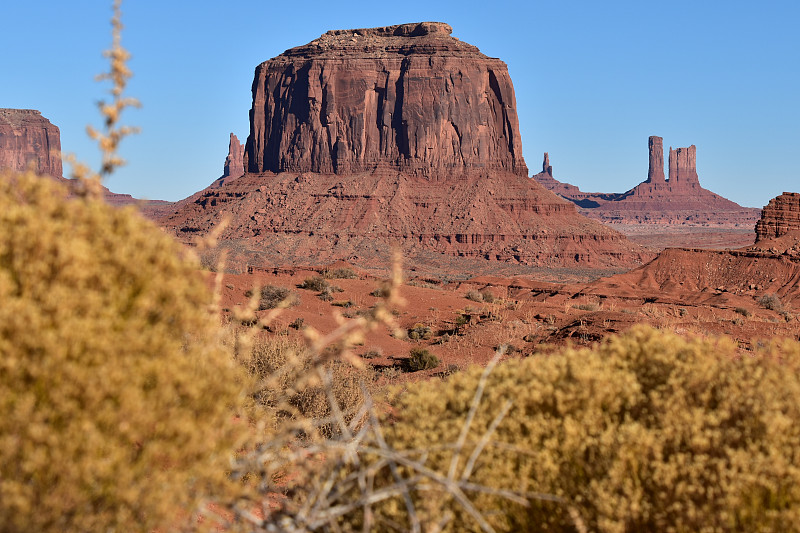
[212,242,800,382]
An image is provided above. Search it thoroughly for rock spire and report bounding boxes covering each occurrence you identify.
[668,145,699,186]
[223,133,244,179]
[647,136,665,183]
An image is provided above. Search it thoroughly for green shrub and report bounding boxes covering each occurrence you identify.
[257,284,299,310]
[383,326,800,531]
[299,275,329,292]
[407,348,440,371]
[0,171,244,532]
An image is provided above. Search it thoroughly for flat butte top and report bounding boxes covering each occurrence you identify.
[0,109,49,128]
[277,22,487,60]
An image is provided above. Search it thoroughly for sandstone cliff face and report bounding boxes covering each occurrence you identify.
[0,109,62,177]
[223,133,245,179]
[245,22,527,179]
[755,193,800,241]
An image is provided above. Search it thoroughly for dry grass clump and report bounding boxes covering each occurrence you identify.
[323,266,358,279]
[758,293,784,312]
[382,326,800,531]
[299,275,330,292]
[255,284,299,310]
[0,171,245,532]
[465,289,496,303]
[408,322,433,340]
[233,335,376,437]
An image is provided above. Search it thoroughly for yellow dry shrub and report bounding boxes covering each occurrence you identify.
[233,333,376,438]
[0,170,244,532]
[383,326,800,532]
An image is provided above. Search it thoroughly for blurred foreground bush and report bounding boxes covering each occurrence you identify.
[0,171,244,532]
[383,326,800,532]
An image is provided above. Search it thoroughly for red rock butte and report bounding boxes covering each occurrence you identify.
[0,108,62,178]
[161,23,648,271]
[244,22,527,179]
[533,136,761,227]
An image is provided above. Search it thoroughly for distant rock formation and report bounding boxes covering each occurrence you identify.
[532,137,760,227]
[0,109,62,177]
[244,22,527,179]
[0,108,172,215]
[646,136,665,183]
[668,144,699,186]
[223,133,244,179]
[161,23,649,271]
[755,193,800,241]
[531,152,586,198]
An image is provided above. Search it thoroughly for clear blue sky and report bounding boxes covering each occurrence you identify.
[2,0,797,208]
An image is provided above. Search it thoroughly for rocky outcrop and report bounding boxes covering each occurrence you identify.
[244,22,527,179]
[0,109,62,177]
[533,137,760,228]
[646,136,665,183]
[755,193,800,241]
[223,133,245,179]
[668,145,698,186]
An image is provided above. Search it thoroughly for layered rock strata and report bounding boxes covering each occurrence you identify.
[0,109,62,177]
[532,137,760,227]
[755,193,800,241]
[162,168,647,268]
[244,22,527,179]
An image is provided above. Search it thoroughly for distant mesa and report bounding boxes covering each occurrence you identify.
[161,23,648,271]
[532,136,761,227]
[755,192,800,242]
[0,108,63,178]
[0,108,170,212]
